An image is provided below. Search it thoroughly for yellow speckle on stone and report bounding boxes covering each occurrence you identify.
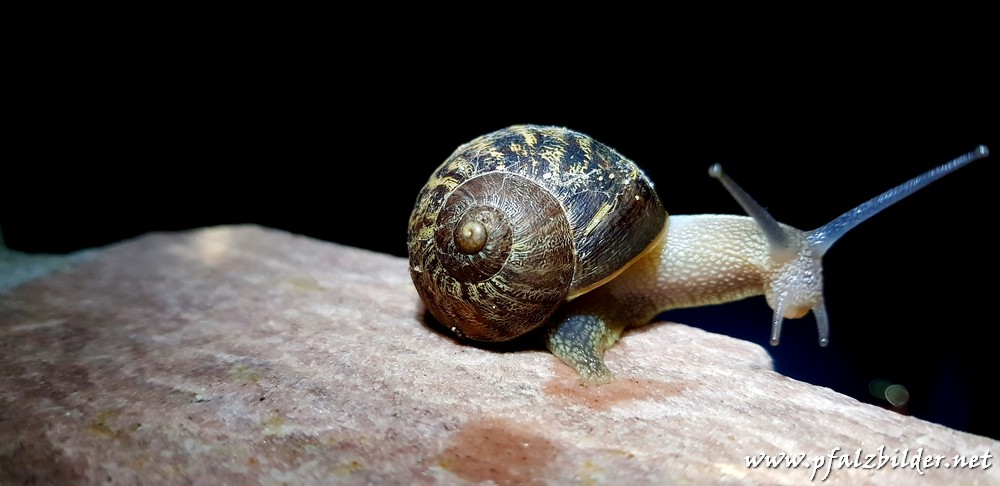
[332,460,364,477]
[608,449,636,459]
[229,365,263,385]
[282,277,325,292]
[262,410,288,436]
[89,409,123,439]
[89,421,115,439]
[577,459,606,486]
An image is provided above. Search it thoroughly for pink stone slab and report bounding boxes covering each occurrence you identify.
[1,225,996,485]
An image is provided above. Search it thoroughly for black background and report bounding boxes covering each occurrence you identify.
[3,22,996,440]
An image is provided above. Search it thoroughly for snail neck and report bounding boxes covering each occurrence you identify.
[602,214,800,324]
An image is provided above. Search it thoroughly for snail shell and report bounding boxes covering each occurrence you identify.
[407,125,667,341]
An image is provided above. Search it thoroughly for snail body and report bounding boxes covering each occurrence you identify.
[407,125,988,384]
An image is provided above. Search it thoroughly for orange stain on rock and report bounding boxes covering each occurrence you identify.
[544,359,688,411]
[435,418,558,484]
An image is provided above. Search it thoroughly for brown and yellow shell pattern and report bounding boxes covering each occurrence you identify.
[407,125,667,342]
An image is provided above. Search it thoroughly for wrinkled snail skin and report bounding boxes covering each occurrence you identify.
[408,125,989,385]
[547,215,813,383]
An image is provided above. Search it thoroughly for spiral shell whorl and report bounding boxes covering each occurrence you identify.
[408,125,667,342]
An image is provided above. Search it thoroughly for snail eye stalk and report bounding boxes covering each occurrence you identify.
[710,145,989,347]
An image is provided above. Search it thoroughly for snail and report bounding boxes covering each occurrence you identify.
[407,125,988,384]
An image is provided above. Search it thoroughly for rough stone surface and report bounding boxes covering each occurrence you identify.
[1,225,996,485]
